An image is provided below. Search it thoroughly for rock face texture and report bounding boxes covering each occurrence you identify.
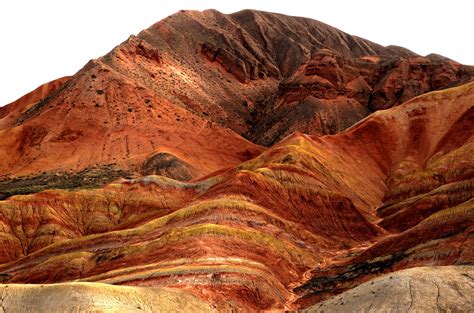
[305,266,474,313]
[250,50,474,145]
[0,9,473,312]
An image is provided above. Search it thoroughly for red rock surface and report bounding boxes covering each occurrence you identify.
[0,9,473,311]
[249,50,473,145]
[0,76,70,131]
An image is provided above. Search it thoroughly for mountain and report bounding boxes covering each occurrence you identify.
[0,9,473,311]
[1,9,472,199]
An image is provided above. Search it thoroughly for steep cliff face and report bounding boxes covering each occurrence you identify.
[0,82,472,310]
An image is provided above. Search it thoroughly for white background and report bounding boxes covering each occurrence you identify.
[1,0,473,106]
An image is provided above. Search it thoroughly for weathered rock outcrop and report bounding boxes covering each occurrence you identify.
[292,83,474,308]
[249,49,474,145]
[305,266,474,313]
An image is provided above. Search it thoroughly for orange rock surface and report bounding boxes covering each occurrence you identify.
[0,9,472,311]
[0,76,70,131]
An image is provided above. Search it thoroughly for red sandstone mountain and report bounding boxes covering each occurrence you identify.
[0,9,473,312]
[1,10,472,194]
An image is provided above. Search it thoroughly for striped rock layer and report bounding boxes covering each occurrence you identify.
[0,81,472,310]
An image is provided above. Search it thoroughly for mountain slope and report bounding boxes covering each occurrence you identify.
[0,76,70,131]
[0,81,472,310]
